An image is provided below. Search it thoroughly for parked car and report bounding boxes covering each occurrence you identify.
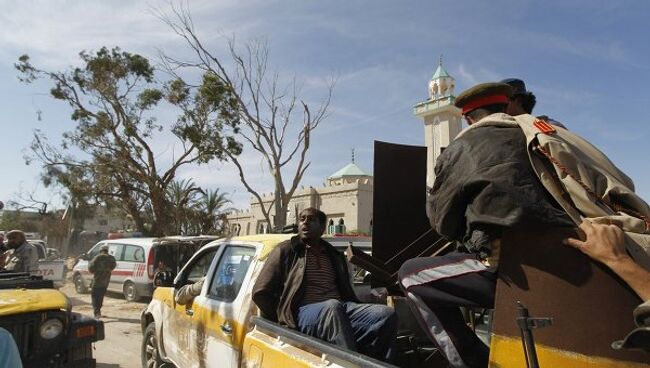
[72,235,218,301]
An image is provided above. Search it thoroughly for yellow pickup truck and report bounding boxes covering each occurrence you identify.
[0,272,105,368]
[140,234,410,368]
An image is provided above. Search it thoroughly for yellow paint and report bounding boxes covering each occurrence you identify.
[489,335,650,368]
[0,289,70,316]
[192,302,247,348]
[242,329,324,368]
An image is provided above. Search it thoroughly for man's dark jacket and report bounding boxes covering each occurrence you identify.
[89,253,116,288]
[252,236,359,329]
[428,113,573,253]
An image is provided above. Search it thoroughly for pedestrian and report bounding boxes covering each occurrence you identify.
[253,207,398,362]
[89,245,116,318]
[3,230,39,274]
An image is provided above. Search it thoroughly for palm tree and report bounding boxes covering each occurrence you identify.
[197,188,232,235]
[166,179,202,235]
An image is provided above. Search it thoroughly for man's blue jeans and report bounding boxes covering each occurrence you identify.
[297,299,397,361]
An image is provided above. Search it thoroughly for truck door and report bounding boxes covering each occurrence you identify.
[163,247,219,368]
[192,244,258,368]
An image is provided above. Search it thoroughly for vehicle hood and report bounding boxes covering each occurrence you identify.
[0,289,71,316]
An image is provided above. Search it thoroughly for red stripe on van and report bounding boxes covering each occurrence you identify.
[112,270,133,276]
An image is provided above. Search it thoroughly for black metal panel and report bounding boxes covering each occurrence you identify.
[372,141,442,287]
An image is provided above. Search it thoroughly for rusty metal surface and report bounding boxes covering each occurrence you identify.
[372,141,442,287]
[493,227,648,363]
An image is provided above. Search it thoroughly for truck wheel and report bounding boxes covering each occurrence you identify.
[74,273,88,294]
[123,281,139,302]
[142,322,164,368]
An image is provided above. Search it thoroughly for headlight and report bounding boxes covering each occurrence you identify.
[40,319,64,339]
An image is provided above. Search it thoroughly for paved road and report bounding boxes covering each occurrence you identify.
[60,283,148,368]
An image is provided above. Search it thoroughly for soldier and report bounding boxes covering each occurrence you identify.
[3,230,39,274]
[89,245,116,318]
[501,77,567,128]
[398,83,573,368]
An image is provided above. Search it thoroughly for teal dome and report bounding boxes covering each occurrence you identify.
[328,163,371,179]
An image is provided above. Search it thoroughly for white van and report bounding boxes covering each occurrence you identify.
[72,236,217,301]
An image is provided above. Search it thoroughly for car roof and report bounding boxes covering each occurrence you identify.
[102,237,157,246]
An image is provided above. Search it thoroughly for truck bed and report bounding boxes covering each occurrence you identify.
[244,317,398,368]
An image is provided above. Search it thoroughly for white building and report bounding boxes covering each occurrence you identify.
[227,160,374,236]
[413,58,462,187]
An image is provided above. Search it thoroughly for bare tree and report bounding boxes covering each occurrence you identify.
[157,5,333,231]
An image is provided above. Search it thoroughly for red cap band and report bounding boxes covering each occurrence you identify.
[461,94,510,115]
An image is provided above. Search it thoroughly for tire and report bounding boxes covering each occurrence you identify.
[123,281,139,302]
[74,273,88,294]
[142,322,164,368]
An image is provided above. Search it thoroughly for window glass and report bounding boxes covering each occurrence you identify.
[208,246,256,302]
[87,243,103,259]
[186,249,219,283]
[123,245,145,262]
[108,244,124,261]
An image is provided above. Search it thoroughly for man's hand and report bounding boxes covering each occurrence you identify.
[565,220,650,301]
[563,220,629,267]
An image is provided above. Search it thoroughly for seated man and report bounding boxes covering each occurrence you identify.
[252,207,397,361]
[398,83,573,368]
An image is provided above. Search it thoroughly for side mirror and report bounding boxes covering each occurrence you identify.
[153,271,175,288]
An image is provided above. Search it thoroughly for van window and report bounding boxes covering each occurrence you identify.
[208,246,256,302]
[123,245,145,262]
[108,244,124,260]
[87,243,103,260]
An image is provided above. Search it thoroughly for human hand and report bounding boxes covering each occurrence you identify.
[563,220,629,266]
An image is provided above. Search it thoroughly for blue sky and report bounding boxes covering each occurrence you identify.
[0,0,649,211]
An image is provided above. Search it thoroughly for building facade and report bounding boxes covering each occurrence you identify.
[413,58,462,187]
[227,161,374,236]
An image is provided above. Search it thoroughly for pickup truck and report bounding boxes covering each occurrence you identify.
[0,272,104,368]
[140,234,424,368]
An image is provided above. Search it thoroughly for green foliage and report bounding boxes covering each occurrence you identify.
[16,47,242,236]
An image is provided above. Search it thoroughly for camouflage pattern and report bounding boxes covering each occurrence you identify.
[4,241,39,274]
[175,277,205,305]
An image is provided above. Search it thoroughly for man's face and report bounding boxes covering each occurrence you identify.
[6,235,22,249]
[298,210,325,241]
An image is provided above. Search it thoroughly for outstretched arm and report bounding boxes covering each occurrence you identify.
[564,221,650,301]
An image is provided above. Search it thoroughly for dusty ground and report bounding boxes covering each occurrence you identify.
[59,282,149,368]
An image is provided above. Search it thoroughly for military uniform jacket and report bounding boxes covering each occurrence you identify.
[5,242,39,274]
[428,112,573,253]
[89,253,116,288]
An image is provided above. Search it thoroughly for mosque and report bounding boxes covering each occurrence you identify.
[226,59,461,235]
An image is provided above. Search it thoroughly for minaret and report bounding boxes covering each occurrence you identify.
[414,56,462,188]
